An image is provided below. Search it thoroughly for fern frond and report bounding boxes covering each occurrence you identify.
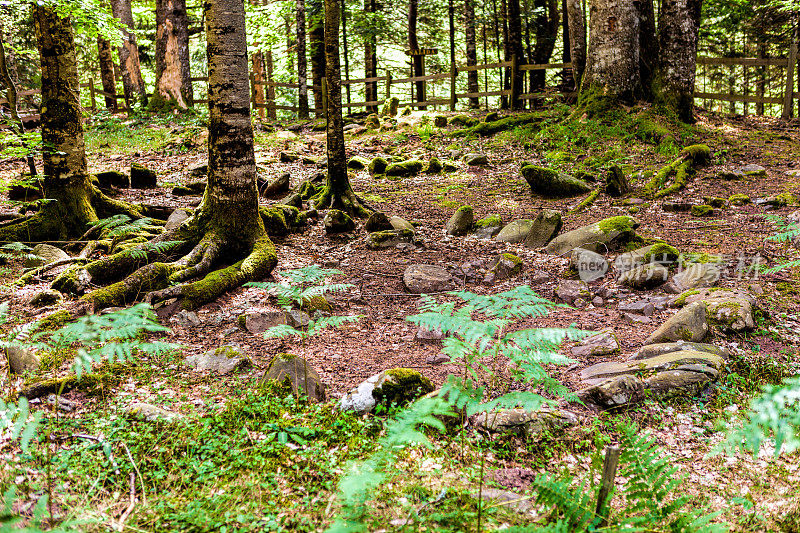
[532,474,598,530]
[0,397,42,452]
[307,315,362,335]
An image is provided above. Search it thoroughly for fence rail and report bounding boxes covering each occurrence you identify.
[3,53,799,122]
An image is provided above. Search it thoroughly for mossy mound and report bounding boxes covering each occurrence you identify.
[385,160,424,178]
[425,157,443,174]
[347,156,369,170]
[449,114,479,127]
[729,194,751,206]
[381,97,400,117]
[452,112,545,137]
[475,214,502,228]
[372,368,434,408]
[368,156,388,176]
[521,165,592,198]
[690,205,714,217]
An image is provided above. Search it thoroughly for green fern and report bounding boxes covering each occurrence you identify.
[126,240,183,260]
[0,397,42,453]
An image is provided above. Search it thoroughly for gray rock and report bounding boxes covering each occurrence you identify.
[287,309,310,328]
[622,312,652,324]
[555,280,589,305]
[544,216,639,255]
[463,153,488,166]
[186,346,250,375]
[571,329,619,357]
[171,310,201,328]
[261,172,291,197]
[581,349,724,385]
[340,369,434,414]
[644,301,709,345]
[521,165,592,197]
[28,289,63,308]
[416,326,446,342]
[617,263,669,290]
[125,402,184,423]
[164,209,191,231]
[366,229,414,249]
[426,353,451,364]
[488,253,523,279]
[243,310,287,334]
[629,341,731,361]
[741,164,767,177]
[186,162,207,178]
[389,216,415,232]
[403,264,453,294]
[669,263,721,291]
[6,345,40,374]
[671,288,755,333]
[130,163,157,188]
[473,488,538,518]
[323,209,356,234]
[25,244,69,268]
[618,300,655,316]
[577,374,645,409]
[570,248,608,282]
[446,206,474,236]
[524,209,563,249]
[471,407,578,438]
[261,353,326,403]
[364,212,393,232]
[495,219,534,244]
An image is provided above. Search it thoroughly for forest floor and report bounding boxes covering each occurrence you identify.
[2,104,800,532]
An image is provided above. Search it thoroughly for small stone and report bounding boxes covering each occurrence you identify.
[463,153,489,166]
[186,345,250,375]
[426,353,451,365]
[670,262,721,291]
[261,353,326,402]
[555,280,589,305]
[488,253,523,279]
[347,156,370,170]
[573,297,588,309]
[323,209,356,234]
[524,209,563,248]
[366,229,414,249]
[403,264,452,294]
[618,300,655,316]
[644,301,708,345]
[125,402,184,423]
[662,201,693,213]
[287,309,310,328]
[691,204,714,217]
[164,209,191,231]
[261,172,291,197]
[130,163,157,188]
[279,151,300,163]
[389,216,415,232]
[25,244,69,268]
[340,368,434,414]
[434,115,448,127]
[28,289,63,308]
[591,296,604,306]
[364,212,393,232]
[243,310,288,333]
[446,206,474,236]
[741,164,767,177]
[617,263,669,290]
[570,248,608,282]
[495,219,534,244]
[416,326,446,342]
[6,345,40,374]
[622,312,652,324]
[571,329,619,357]
[544,216,638,255]
[171,310,201,327]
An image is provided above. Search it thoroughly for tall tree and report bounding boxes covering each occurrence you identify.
[530,0,559,92]
[311,0,372,216]
[340,0,351,105]
[655,0,703,122]
[155,0,193,108]
[580,0,641,112]
[363,0,378,112]
[110,0,147,108]
[465,0,480,108]
[308,0,326,115]
[408,0,426,108]
[0,6,140,243]
[97,36,118,111]
[638,0,658,99]
[506,0,524,108]
[76,0,278,311]
[561,0,573,88]
[565,0,585,88]
[296,0,309,118]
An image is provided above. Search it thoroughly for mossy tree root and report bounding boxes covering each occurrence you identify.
[641,144,710,199]
[311,185,374,218]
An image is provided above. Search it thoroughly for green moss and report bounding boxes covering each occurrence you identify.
[475,214,502,228]
[301,294,331,312]
[681,144,711,164]
[380,97,399,117]
[597,216,638,235]
[296,180,321,200]
[690,204,714,217]
[34,309,72,332]
[452,112,545,137]
[576,83,620,118]
[238,314,247,328]
[373,368,434,407]
[521,165,592,197]
[777,281,800,295]
[259,206,288,236]
[673,289,700,307]
[365,114,380,129]
[385,160,424,177]
[777,192,799,206]
[347,156,369,170]
[570,189,599,214]
[368,228,414,244]
[448,114,479,127]
[729,193,751,206]
[495,253,523,275]
[702,196,726,208]
[368,157,388,176]
[643,243,680,263]
[425,157,443,174]
[20,370,121,399]
[634,114,673,145]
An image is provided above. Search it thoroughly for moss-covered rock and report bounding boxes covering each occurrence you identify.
[425,157,443,174]
[545,216,638,255]
[365,113,380,129]
[690,204,714,217]
[729,193,751,206]
[489,253,523,279]
[452,112,544,137]
[381,97,400,117]
[521,165,592,198]
[434,115,448,127]
[130,163,157,188]
[702,196,726,208]
[339,368,434,413]
[385,160,424,178]
[367,156,388,177]
[261,353,326,403]
[347,156,370,170]
[445,205,474,236]
[366,229,414,249]
[323,209,355,234]
[449,114,479,127]
[94,170,130,189]
[680,144,711,164]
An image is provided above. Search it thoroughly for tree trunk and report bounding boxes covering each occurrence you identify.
[531,0,559,92]
[155,0,192,108]
[409,0,426,108]
[309,0,326,116]
[638,0,658,100]
[580,0,641,112]
[654,0,702,122]
[561,0,573,89]
[506,0,523,109]
[364,0,378,112]
[312,0,371,217]
[110,0,147,108]
[296,0,309,118]
[97,36,118,112]
[285,13,295,74]
[340,0,351,106]
[499,0,510,108]
[252,49,266,119]
[465,0,479,108]
[565,0,585,88]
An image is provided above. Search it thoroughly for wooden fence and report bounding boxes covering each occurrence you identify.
[4,51,800,122]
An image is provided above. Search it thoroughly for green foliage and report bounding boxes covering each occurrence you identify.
[0,242,40,266]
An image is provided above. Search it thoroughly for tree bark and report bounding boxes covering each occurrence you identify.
[655,0,702,122]
[155,0,193,108]
[296,0,309,118]
[97,36,118,112]
[465,0,479,108]
[565,0,585,88]
[340,0,351,106]
[308,0,326,116]
[311,0,371,217]
[561,0,573,89]
[252,49,266,119]
[531,0,559,92]
[408,0,426,108]
[506,0,524,109]
[580,0,641,111]
[364,0,378,112]
[638,0,658,100]
[110,0,147,108]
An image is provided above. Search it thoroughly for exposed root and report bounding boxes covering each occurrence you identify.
[640,144,710,199]
[311,185,374,218]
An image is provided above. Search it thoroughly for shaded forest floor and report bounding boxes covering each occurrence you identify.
[2,105,800,531]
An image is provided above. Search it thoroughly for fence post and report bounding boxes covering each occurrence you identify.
[595,445,621,529]
[266,50,276,120]
[450,64,457,111]
[250,71,256,113]
[783,25,798,119]
[510,53,520,110]
[89,77,97,113]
